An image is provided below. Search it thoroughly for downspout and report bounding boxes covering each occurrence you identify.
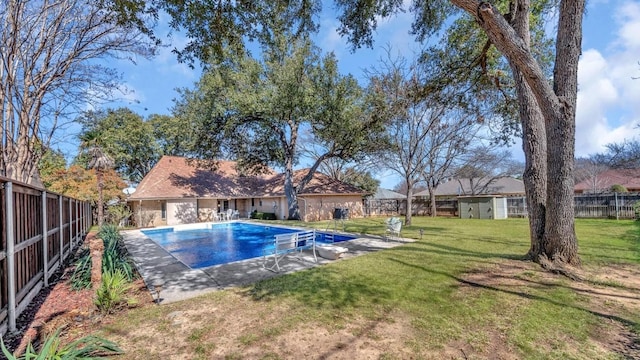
[298,197,307,222]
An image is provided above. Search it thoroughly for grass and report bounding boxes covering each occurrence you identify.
[98,217,639,359]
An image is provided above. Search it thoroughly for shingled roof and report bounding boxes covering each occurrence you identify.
[414,177,525,197]
[574,168,640,193]
[129,156,365,200]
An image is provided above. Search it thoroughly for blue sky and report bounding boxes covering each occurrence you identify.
[106,1,640,189]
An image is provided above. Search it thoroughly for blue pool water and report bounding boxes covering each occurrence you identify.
[141,222,355,269]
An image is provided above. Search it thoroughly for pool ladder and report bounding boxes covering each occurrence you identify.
[323,222,338,243]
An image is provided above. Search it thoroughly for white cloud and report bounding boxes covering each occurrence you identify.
[575,1,640,156]
[613,1,640,50]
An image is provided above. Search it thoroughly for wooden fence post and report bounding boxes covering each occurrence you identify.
[68,198,72,251]
[42,191,49,287]
[5,182,16,332]
[59,195,64,261]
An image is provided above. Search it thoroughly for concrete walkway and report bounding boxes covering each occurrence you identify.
[122,225,413,304]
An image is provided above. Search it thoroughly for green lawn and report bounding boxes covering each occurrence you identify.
[102,217,640,359]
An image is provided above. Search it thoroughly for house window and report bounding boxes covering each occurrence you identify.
[251,198,255,207]
[223,200,229,211]
[259,199,263,207]
[161,201,167,220]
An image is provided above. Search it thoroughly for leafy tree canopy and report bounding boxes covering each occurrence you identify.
[76,108,161,182]
[173,34,387,218]
[42,165,126,203]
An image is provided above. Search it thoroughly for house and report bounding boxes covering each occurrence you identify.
[414,177,525,200]
[128,156,366,226]
[574,169,640,194]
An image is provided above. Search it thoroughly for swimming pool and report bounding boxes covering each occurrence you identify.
[141,222,356,269]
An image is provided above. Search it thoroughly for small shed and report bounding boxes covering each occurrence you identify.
[458,196,508,219]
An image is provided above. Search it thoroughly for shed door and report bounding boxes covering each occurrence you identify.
[467,199,480,218]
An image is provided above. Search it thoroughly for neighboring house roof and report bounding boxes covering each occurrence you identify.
[263,169,365,196]
[414,177,525,197]
[369,188,405,199]
[574,169,640,193]
[129,156,365,200]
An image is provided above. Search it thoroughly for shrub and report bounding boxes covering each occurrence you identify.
[633,201,640,221]
[98,224,136,281]
[1,328,122,359]
[69,248,92,290]
[95,270,130,314]
[105,204,132,227]
[610,184,628,193]
[97,224,119,243]
[250,212,277,220]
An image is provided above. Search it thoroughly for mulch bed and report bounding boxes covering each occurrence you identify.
[2,232,153,355]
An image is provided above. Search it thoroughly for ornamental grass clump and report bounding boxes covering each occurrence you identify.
[1,328,122,359]
[95,269,130,314]
[99,224,135,281]
[69,248,92,290]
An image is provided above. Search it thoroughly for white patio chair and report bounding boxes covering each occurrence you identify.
[385,217,402,240]
[263,230,317,272]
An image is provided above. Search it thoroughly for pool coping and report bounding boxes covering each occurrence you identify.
[121,220,414,304]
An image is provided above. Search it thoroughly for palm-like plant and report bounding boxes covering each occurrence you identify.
[80,131,115,226]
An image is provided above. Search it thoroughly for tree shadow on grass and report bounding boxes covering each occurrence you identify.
[245,267,393,310]
[387,257,638,330]
[388,242,525,261]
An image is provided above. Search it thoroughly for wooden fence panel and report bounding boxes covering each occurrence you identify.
[47,194,61,272]
[62,197,71,256]
[12,185,44,306]
[0,177,90,335]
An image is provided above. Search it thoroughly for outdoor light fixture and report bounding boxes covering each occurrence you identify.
[152,278,164,304]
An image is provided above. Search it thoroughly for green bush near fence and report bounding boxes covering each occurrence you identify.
[69,248,92,290]
[99,224,136,281]
[633,201,640,221]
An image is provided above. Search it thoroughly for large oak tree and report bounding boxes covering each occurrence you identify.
[173,36,386,219]
[334,0,583,267]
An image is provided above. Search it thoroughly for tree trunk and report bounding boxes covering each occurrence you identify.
[429,185,437,217]
[541,0,583,266]
[405,183,413,226]
[508,0,547,260]
[515,70,548,260]
[283,158,300,220]
[97,170,104,227]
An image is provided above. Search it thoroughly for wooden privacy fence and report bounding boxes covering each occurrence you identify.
[0,176,91,335]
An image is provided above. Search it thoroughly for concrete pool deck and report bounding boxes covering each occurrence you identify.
[121,222,414,304]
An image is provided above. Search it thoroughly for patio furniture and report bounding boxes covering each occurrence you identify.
[263,229,317,272]
[316,245,348,260]
[385,217,402,240]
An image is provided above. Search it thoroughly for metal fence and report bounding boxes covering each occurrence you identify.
[372,193,640,219]
[0,176,91,335]
[506,193,640,219]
